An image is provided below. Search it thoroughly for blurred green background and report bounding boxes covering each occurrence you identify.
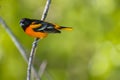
[0,0,120,80]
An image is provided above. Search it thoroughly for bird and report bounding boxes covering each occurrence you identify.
[20,18,72,39]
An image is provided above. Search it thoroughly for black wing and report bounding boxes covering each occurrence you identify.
[33,21,61,33]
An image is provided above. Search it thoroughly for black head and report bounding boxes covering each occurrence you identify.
[20,18,33,31]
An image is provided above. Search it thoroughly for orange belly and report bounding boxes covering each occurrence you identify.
[25,27,48,39]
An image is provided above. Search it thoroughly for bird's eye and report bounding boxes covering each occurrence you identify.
[20,22,24,26]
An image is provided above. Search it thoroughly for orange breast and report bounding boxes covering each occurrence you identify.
[25,27,48,39]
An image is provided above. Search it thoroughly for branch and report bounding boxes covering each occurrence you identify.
[27,0,51,80]
[0,17,27,61]
[27,38,39,80]
[41,0,51,21]
[0,17,39,80]
[39,60,47,77]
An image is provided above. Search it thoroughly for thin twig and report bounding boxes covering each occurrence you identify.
[39,60,47,77]
[27,0,51,80]
[41,0,51,21]
[0,17,27,61]
[27,38,40,80]
[0,17,40,80]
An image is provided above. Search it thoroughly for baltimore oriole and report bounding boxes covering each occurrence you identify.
[20,18,72,39]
